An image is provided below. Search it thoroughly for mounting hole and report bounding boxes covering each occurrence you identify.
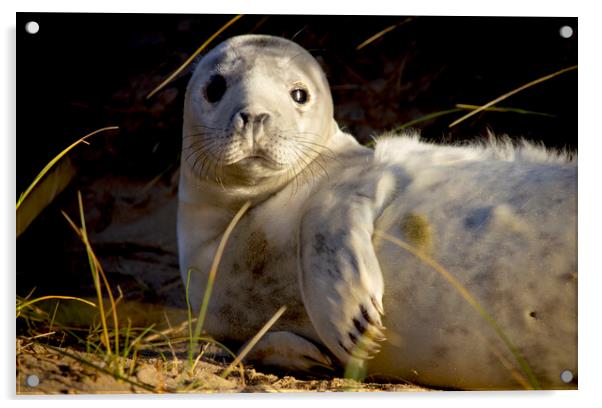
[25,21,40,35]
[559,25,573,39]
[26,374,40,387]
[560,369,574,383]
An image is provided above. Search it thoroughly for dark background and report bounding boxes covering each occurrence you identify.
[16,13,577,299]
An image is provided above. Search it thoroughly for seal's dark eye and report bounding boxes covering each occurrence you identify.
[205,74,227,103]
[290,88,308,105]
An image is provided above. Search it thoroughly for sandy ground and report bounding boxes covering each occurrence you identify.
[16,339,427,394]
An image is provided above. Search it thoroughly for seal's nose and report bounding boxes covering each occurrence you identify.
[234,110,270,132]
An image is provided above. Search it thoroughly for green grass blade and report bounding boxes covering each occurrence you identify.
[192,201,251,354]
[17,295,96,314]
[221,305,286,378]
[16,158,75,237]
[16,126,118,211]
[185,267,195,366]
[356,17,414,50]
[449,65,577,128]
[394,108,463,131]
[123,324,156,357]
[394,103,555,133]
[455,104,555,117]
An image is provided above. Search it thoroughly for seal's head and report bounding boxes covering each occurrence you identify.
[182,35,336,196]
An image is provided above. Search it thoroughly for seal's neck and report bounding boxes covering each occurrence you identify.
[327,122,369,159]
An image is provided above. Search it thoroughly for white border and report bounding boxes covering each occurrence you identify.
[4,0,584,16]
[3,1,601,407]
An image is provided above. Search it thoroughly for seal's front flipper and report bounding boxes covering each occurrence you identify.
[299,189,387,367]
[242,331,333,374]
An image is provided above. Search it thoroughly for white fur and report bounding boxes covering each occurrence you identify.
[374,131,575,165]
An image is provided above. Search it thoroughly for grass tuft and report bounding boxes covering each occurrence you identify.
[17,192,254,392]
[62,191,121,357]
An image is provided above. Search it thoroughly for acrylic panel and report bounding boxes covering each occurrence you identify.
[16,13,577,394]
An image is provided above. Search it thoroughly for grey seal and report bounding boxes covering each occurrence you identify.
[177,34,577,390]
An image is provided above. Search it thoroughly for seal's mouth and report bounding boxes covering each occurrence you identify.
[234,155,283,169]
[221,154,287,183]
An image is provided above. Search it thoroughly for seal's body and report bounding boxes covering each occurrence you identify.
[178,35,577,390]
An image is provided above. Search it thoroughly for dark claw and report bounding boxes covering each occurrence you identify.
[360,304,375,325]
[352,317,366,335]
[338,340,352,355]
[371,296,384,315]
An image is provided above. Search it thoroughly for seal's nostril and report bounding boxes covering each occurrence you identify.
[256,113,270,124]
[236,111,270,130]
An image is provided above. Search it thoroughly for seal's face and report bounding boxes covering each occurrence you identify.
[183,35,335,187]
